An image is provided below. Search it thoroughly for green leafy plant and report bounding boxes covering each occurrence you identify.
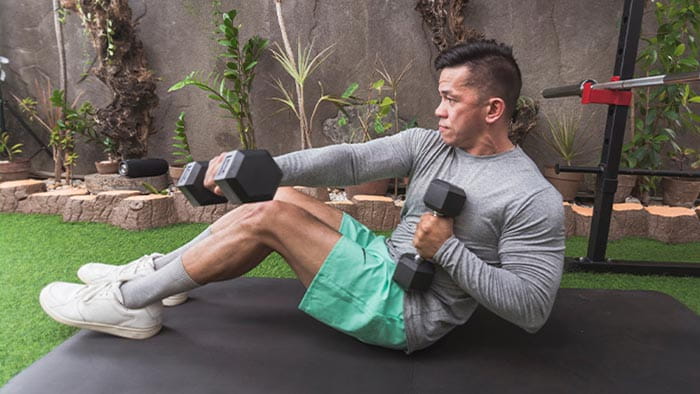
[101,137,119,160]
[270,40,337,149]
[336,59,414,142]
[0,131,23,161]
[631,0,700,190]
[337,80,395,142]
[540,110,593,166]
[49,89,97,182]
[171,112,193,165]
[169,9,268,149]
[667,146,700,171]
[17,79,95,183]
[142,182,169,195]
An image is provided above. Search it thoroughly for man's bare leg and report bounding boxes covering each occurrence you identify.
[120,189,345,308]
[183,197,341,287]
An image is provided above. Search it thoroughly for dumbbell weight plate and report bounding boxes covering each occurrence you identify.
[176,161,228,206]
[214,150,283,204]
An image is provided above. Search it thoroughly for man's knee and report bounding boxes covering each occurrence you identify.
[228,200,299,233]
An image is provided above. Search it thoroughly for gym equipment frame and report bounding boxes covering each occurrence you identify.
[541,0,700,276]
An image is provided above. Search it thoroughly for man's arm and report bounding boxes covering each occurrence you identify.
[274,129,420,187]
[428,189,565,332]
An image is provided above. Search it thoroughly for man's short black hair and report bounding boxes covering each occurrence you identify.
[434,40,522,120]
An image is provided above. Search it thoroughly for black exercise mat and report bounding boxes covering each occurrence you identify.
[3,278,699,394]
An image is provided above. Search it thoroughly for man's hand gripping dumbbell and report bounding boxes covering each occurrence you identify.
[393,179,466,291]
[176,150,282,206]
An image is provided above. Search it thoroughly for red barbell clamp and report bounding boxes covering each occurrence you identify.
[580,76,632,106]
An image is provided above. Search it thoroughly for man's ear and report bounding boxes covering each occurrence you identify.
[484,98,506,124]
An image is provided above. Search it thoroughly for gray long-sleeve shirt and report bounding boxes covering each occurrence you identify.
[275,128,565,353]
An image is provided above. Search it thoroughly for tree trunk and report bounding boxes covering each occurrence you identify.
[62,0,158,159]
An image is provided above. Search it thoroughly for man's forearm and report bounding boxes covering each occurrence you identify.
[433,237,563,332]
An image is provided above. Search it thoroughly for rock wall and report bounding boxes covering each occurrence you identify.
[4,0,694,178]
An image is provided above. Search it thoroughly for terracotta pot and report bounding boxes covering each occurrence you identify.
[95,160,120,174]
[614,174,638,203]
[543,166,583,202]
[345,178,391,199]
[169,166,185,185]
[0,158,31,181]
[661,177,700,208]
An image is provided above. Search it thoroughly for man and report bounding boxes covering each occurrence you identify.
[40,39,564,354]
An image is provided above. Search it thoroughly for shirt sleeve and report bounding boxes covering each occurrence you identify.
[431,188,565,332]
[273,128,424,187]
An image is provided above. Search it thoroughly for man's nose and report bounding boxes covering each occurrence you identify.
[435,101,446,118]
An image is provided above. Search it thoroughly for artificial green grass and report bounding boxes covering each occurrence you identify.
[1,213,699,387]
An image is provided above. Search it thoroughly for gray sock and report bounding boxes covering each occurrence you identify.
[153,227,212,269]
[121,256,201,309]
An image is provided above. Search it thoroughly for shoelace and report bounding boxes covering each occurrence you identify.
[76,281,120,304]
[115,255,156,281]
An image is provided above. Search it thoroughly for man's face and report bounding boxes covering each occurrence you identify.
[434,66,489,149]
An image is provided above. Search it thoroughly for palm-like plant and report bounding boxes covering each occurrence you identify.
[541,110,592,166]
[270,0,347,149]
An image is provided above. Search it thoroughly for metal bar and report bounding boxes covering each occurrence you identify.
[556,164,700,178]
[586,0,645,263]
[542,81,590,98]
[566,257,700,277]
[542,71,699,98]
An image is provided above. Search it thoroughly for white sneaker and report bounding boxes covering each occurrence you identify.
[39,281,162,339]
[77,253,188,306]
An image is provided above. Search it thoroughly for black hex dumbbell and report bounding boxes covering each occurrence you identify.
[176,161,228,206]
[393,179,466,291]
[176,150,282,206]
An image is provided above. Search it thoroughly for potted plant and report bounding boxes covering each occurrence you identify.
[169,111,193,184]
[94,137,119,174]
[539,110,592,202]
[330,60,414,199]
[0,131,30,181]
[661,146,700,207]
[615,149,639,203]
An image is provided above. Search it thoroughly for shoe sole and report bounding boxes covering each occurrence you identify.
[162,293,188,307]
[39,295,161,340]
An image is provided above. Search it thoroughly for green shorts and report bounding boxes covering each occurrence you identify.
[298,213,407,350]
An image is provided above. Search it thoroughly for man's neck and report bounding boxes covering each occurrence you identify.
[461,127,514,156]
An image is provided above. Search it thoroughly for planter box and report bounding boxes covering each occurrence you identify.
[110,194,178,231]
[646,206,700,244]
[85,173,169,194]
[351,195,402,231]
[172,191,237,223]
[63,190,141,223]
[0,180,46,212]
[18,187,88,215]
